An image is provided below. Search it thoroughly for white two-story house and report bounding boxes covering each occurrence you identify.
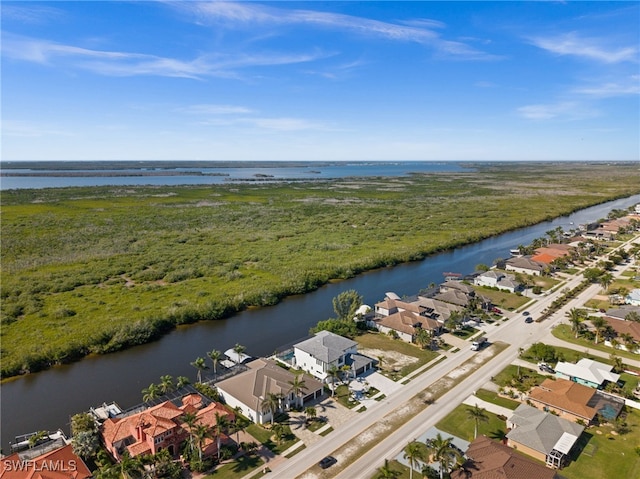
[293,330,372,382]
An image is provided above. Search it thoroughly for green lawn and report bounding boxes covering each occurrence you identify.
[474,388,521,410]
[245,422,297,456]
[205,454,263,479]
[559,407,640,479]
[436,404,508,443]
[552,324,640,364]
[492,364,549,391]
[355,331,439,377]
[469,286,530,311]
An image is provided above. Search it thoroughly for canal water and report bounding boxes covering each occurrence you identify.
[2,194,639,451]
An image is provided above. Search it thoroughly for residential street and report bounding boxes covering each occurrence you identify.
[266,234,640,479]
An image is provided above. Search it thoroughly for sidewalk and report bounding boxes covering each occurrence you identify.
[462,394,514,418]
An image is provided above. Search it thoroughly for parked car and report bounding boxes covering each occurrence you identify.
[538,363,555,374]
[491,307,502,314]
[319,456,337,469]
[522,311,530,316]
[525,317,533,323]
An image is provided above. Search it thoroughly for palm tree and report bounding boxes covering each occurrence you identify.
[288,373,307,408]
[304,406,317,425]
[426,433,462,479]
[71,430,99,460]
[207,349,222,379]
[403,441,425,479]
[232,343,246,365]
[181,411,199,459]
[599,272,614,292]
[176,375,191,389]
[566,308,585,338]
[272,423,287,446]
[261,392,283,425]
[621,333,637,353]
[117,451,143,479]
[142,383,160,402]
[213,412,231,462]
[375,459,401,479]
[191,357,208,383]
[159,375,174,394]
[192,423,212,462]
[414,328,431,350]
[326,366,341,397]
[466,404,489,439]
[610,354,624,373]
[591,316,607,344]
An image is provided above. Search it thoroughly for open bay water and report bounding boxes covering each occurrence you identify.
[1,163,639,452]
[0,162,466,190]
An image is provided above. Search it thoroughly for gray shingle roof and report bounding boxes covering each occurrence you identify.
[294,330,357,363]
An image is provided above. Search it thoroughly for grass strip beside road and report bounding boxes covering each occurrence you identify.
[300,341,509,478]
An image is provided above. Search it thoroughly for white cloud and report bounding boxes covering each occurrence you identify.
[1,33,328,79]
[178,1,497,60]
[517,101,599,121]
[529,32,638,63]
[2,120,73,138]
[573,76,640,97]
[1,4,65,24]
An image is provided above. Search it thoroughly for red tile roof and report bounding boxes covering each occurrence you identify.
[0,445,91,479]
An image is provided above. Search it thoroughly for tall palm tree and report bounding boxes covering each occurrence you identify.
[403,441,425,479]
[414,328,431,350]
[118,451,143,479]
[272,423,286,446]
[142,383,160,402]
[191,357,208,383]
[591,316,607,344]
[261,392,283,425]
[599,272,614,292]
[566,308,584,338]
[207,349,222,379]
[181,411,199,459]
[304,406,317,425]
[466,404,489,439]
[326,366,341,397]
[192,423,212,462]
[159,375,174,394]
[213,412,231,462]
[232,343,246,365]
[426,433,462,479]
[288,373,307,408]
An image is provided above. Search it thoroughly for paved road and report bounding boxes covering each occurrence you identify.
[268,234,640,479]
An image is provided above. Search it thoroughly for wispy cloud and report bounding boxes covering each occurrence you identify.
[573,76,640,97]
[1,33,328,79]
[1,4,65,24]
[517,101,599,121]
[178,1,498,60]
[529,32,638,63]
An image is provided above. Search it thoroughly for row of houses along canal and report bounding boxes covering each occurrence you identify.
[2,194,640,452]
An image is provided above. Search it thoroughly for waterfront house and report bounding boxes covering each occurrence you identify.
[101,394,233,460]
[554,358,620,389]
[473,270,521,293]
[374,310,441,343]
[505,256,546,276]
[293,330,374,382]
[0,444,91,479]
[506,404,584,468]
[216,358,323,424]
[527,378,622,425]
[450,435,557,479]
[604,316,640,351]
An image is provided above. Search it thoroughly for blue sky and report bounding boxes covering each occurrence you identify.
[2,1,639,162]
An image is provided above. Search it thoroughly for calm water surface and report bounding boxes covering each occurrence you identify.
[1,187,639,451]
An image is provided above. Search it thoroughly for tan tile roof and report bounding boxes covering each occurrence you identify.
[376,310,422,335]
[605,317,640,341]
[451,436,556,479]
[528,379,597,421]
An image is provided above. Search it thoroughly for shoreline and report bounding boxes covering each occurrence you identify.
[2,192,637,383]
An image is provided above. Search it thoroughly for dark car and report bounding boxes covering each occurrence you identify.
[522,311,530,316]
[525,317,533,323]
[319,456,337,469]
[538,363,555,374]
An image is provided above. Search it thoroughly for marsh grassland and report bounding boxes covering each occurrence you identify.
[2,162,639,378]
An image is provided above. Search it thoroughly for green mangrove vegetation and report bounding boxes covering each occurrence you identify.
[2,162,640,378]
